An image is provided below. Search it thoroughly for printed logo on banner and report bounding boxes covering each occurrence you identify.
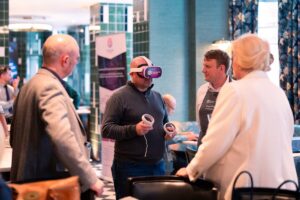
[95,33,128,181]
[96,33,127,112]
[107,37,113,48]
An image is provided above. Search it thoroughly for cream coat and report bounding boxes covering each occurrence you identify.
[187,71,298,199]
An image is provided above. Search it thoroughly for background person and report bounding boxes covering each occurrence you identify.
[196,49,231,146]
[62,80,81,109]
[176,34,298,199]
[102,56,174,199]
[0,66,20,124]
[10,34,103,199]
[163,94,198,142]
[163,94,198,174]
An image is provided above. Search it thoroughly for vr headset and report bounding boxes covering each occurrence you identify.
[129,56,162,79]
[130,66,162,79]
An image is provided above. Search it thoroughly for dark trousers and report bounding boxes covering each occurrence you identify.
[5,116,12,124]
[0,178,12,200]
[171,151,188,175]
[111,159,165,200]
[81,189,95,200]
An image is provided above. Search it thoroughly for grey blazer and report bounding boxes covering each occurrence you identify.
[10,68,97,191]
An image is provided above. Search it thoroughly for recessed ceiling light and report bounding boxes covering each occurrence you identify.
[9,23,53,31]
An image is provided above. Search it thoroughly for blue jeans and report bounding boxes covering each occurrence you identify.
[111,159,165,199]
[0,178,11,200]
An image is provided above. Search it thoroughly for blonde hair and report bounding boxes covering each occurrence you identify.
[232,33,270,72]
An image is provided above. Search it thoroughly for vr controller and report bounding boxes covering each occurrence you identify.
[141,114,176,136]
[142,114,155,126]
[163,122,176,136]
[130,66,162,79]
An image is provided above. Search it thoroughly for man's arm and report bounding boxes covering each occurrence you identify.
[39,83,101,192]
[101,95,137,140]
[0,100,13,110]
[11,76,20,98]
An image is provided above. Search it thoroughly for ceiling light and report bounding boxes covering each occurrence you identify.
[9,23,53,31]
[10,15,47,21]
[89,25,100,31]
[0,26,9,34]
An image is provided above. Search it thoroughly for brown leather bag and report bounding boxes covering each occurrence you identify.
[8,176,80,200]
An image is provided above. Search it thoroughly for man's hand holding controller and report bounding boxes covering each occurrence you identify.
[136,114,154,136]
[164,122,177,140]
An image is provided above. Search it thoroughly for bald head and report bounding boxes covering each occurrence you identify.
[42,34,80,78]
[129,56,153,91]
[130,56,152,69]
[42,34,79,67]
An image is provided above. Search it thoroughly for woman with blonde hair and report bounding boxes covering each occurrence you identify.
[176,34,297,199]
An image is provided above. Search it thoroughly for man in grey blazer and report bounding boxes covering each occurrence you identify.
[10,34,103,199]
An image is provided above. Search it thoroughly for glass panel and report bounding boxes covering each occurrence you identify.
[258,1,279,86]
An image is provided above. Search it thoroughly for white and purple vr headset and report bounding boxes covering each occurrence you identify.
[130,56,162,79]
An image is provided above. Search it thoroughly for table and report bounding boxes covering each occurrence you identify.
[0,148,12,172]
[0,137,12,172]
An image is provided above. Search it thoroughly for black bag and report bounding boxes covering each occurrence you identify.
[125,175,218,200]
[232,171,300,200]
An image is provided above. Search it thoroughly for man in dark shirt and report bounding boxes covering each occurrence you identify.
[102,56,174,199]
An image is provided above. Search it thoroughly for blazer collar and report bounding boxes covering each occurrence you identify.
[37,68,87,136]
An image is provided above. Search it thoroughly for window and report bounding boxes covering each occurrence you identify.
[258,0,279,86]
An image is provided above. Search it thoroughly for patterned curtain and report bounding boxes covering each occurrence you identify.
[278,0,300,124]
[229,0,258,40]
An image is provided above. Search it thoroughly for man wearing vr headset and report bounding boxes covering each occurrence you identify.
[102,56,173,199]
